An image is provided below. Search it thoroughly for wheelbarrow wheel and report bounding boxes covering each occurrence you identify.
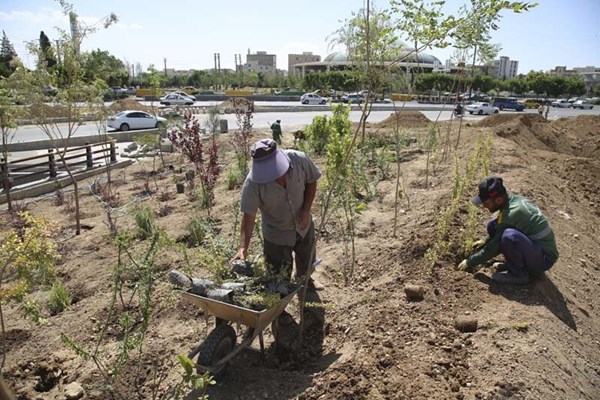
[197,324,236,376]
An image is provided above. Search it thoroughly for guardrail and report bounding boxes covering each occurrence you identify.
[1,140,117,191]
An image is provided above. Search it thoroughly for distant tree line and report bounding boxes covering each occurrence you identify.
[413,71,588,98]
[0,28,597,98]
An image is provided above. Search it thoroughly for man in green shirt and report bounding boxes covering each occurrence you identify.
[458,176,559,285]
[270,119,282,145]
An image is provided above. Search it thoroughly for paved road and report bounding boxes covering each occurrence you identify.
[11,103,597,143]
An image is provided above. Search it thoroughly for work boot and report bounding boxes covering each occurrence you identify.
[491,270,529,285]
[492,262,508,272]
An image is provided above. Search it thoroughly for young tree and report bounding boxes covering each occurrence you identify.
[0,31,18,78]
[0,88,17,210]
[453,0,538,89]
[22,1,117,235]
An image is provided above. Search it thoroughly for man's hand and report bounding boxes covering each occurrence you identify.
[230,248,247,265]
[472,239,486,251]
[297,208,310,231]
[457,259,468,271]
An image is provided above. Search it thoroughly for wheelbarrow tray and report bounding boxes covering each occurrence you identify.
[180,285,301,332]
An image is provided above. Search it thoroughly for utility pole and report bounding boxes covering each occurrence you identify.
[163,57,167,76]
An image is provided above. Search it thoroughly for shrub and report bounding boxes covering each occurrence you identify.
[187,215,212,247]
[132,205,156,239]
[306,114,331,154]
[226,167,241,190]
[47,280,71,315]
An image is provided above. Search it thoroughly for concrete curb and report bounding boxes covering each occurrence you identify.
[0,159,133,204]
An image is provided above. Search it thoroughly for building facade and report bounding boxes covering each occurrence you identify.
[292,50,442,77]
[494,56,519,79]
[550,65,600,93]
[244,51,277,74]
[288,52,321,76]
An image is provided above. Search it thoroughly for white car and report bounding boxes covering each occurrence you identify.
[160,93,195,106]
[172,91,196,101]
[571,100,593,110]
[107,110,166,132]
[466,102,500,115]
[551,99,570,108]
[300,93,327,105]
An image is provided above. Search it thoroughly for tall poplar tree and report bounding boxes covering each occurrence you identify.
[39,31,57,69]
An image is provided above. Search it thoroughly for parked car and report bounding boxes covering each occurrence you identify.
[492,97,525,111]
[300,93,327,105]
[160,93,195,106]
[551,99,571,108]
[571,100,594,110]
[466,102,500,115]
[179,86,198,95]
[125,86,137,96]
[464,93,491,102]
[312,88,336,98]
[341,93,364,104]
[107,110,166,132]
[518,98,543,109]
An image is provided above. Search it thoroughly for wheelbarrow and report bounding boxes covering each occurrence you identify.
[180,285,302,376]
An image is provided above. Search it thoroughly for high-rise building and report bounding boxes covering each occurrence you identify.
[288,52,321,75]
[494,56,519,79]
[244,51,277,74]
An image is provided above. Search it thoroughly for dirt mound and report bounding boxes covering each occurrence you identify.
[475,113,547,128]
[28,103,70,118]
[375,110,431,128]
[551,115,600,137]
[476,113,600,159]
[109,99,152,113]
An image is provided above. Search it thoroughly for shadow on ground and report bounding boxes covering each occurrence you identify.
[475,272,576,331]
[188,290,336,400]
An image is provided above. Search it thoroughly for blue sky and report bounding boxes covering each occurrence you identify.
[1,0,598,74]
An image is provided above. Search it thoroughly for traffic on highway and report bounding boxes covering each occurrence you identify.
[11,100,597,144]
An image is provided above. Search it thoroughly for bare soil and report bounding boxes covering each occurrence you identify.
[1,114,599,400]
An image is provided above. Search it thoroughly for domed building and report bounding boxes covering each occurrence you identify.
[292,50,442,77]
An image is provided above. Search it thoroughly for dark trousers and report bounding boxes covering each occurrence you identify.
[487,220,554,276]
[263,222,316,280]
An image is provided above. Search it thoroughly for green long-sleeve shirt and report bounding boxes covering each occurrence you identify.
[467,194,559,268]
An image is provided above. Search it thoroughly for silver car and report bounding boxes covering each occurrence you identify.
[107,110,166,132]
[571,100,593,110]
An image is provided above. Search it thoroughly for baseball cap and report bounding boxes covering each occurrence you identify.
[471,176,507,205]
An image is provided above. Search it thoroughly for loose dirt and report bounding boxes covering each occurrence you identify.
[1,113,599,400]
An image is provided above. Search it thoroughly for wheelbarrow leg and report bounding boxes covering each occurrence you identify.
[258,332,265,359]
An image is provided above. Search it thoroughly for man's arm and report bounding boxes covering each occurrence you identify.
[232,212,256,262]
[297,182,317,230]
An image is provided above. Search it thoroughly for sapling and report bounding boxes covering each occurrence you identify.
[168,113,220,216]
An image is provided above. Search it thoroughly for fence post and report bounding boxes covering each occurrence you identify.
[85,142,93,168]
[110,140,117,163]
[48,149,57,178]
[1,157,9,191]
